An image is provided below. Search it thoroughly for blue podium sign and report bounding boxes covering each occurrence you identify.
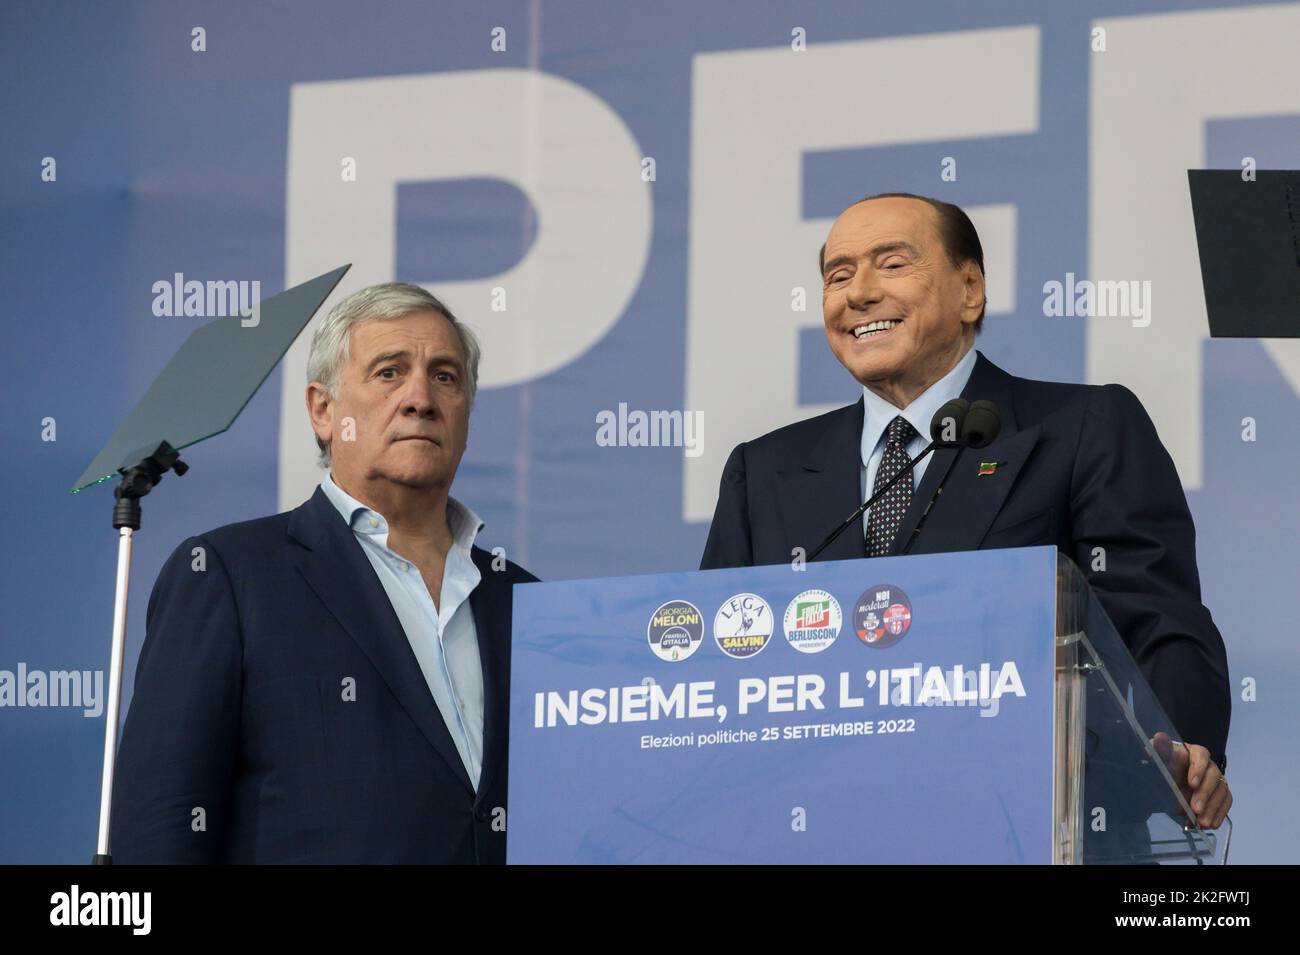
[507,546,1058,863]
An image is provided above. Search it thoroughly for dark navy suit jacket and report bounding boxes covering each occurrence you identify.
[700,351,1230,770]
[111,485,537,864]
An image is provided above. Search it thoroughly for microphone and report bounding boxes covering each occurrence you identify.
[899,399,1002,556]
[959,399,1000,450]
[806,399,971,562]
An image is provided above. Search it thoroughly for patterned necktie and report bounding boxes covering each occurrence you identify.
[865,415,919,557]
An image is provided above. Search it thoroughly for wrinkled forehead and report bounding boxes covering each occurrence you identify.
[349,310,464,362]
[825,197,940,255]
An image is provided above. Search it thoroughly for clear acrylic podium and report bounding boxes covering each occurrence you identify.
[1055,553,1229,864]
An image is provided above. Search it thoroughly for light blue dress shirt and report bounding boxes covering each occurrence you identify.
[860,345,978,534]
[320,469,487,790]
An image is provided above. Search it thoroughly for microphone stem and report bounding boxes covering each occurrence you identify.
[899,447,964,556]
[807,441,938,562]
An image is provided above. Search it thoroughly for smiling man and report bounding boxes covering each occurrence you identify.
[111,282,536,863]
[700,193,1232,833]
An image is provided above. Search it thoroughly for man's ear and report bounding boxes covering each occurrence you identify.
[961,261,986,324]
[306,382,332,445]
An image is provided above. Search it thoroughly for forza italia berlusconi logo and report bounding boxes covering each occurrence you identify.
[782,589,842,653]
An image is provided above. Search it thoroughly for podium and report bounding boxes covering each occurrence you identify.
[506,546,1226,864]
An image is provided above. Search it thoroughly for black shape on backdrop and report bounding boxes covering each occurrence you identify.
[1189,169,1300,339]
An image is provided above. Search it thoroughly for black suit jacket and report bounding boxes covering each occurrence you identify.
[701,351,1230,770]
[111,485,537,863]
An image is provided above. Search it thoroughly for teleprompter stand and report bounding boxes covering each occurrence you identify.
[74,265,351,863]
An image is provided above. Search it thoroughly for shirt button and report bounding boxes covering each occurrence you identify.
[368,517,378,528]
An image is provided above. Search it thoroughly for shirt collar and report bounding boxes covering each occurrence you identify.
[319,469,484,554]
[861,345,978,466]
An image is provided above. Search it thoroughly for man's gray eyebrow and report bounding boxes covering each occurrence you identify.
[366,348,405,369]
[364,349,466,372]
[364,349,408,371]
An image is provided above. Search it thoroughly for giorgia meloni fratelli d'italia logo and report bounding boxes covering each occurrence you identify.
[854,584,913,649]
[646,599,704,662]
[782,589,842,653]
[713,593,773,659]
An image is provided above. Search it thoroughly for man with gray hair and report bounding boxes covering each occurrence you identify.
[111,282,536,864]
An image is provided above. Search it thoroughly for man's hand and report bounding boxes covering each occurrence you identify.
[1152,732,1231,829]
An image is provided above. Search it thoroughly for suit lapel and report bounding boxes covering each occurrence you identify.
[288,487,474,794]
[469,547,511,800]
[777,399,869,563]
[890,351,1042,555]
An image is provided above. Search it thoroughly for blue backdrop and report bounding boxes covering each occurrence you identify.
[2,0,1296,863]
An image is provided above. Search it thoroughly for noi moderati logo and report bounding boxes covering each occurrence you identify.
[49,885,151,935]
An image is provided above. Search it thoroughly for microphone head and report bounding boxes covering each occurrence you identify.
[930,398,970,445]
[961,400,1002,449]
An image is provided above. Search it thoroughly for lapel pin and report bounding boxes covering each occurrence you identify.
[977,461,1001,477]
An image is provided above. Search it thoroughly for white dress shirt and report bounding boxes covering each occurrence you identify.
[860,345,978,534]
[320,470,487,790]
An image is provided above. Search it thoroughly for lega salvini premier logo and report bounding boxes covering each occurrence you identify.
[712,593,775,659]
